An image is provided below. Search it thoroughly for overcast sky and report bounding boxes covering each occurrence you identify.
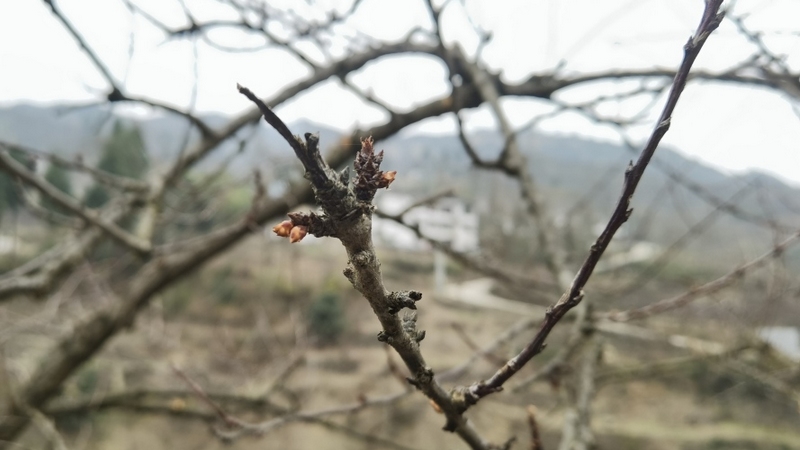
[1,0,799,185]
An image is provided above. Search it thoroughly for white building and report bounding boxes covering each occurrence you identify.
[758,326,800,361]
[373,193,479,253]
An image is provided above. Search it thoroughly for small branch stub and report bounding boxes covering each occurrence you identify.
[387,290,423,314]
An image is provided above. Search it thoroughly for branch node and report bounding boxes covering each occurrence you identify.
[624,160,634,176]
[351,250,374,268]
[107,88,125,102]
[387,290,423,314]
[342,266,356,285]
[376,330,392,344]
[415,367,434,386]
[353,136,394,202]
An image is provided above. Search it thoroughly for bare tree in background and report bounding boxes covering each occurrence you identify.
[1,0,799,449]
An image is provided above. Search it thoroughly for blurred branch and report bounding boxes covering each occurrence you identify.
[44,386,418,450]
[375,206,556,296]
[557,339,601,450]
[171,365,244,429]
[17,185,83,229]
[21,406,69,450]
[2,360,69,450]
[527,405,544,450]
[438,316,538,382]
[512,301,594,393]
[42,0,215,138]
[726,359,800,413]
[595,345,751,386]
[730,15,800,96]
[450,322,507,367]
[0,204,127,301]
[393,7,731,422]
[603,183,753,292]
[532,86,795,236]
[450,0,726,409]
[616,131,795,233]
[0,149,151,254]
[0,141,150,193]
[214,390,413,441]
[42,0,121,95]
[607,228,800,322]
[452,47,564,290]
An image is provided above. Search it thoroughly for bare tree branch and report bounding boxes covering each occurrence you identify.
[238,85,493,449]
[607,228,800,321]
[0,141,149,193]
[0,149,151,254]
[527,405,544,450]
[557,339,601,450]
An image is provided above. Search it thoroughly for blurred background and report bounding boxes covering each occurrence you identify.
[0,1,799,449]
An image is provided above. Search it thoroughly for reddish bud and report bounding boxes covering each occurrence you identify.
[289,225,308,243]
[381,170,397,187]
[273,220,294,237]
[429,399,443,414]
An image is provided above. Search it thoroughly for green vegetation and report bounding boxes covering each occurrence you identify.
[75,368,99,395]
[0,149,33,220]
[85,121,149,208]
[210,266,238,305]
[162,278,194,318]
[307,292,346,344]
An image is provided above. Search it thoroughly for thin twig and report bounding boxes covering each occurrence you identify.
[456,0,726,407]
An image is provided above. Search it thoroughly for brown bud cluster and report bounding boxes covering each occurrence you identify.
[289,225,308,243]
[354,136,397,201]
[272,220,293,237]
[272,219,308,243]
[380,170,397,188]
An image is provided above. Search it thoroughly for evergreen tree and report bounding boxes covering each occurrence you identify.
[42,164,73,214]
[84,121,149,208]
[0,150,35,221]
[307,292,346,344]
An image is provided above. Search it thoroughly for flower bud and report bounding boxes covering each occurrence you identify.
[289,225,308,243]
[273,220,293,237]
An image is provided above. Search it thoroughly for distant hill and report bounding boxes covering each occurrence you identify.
[1,103,798,265]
